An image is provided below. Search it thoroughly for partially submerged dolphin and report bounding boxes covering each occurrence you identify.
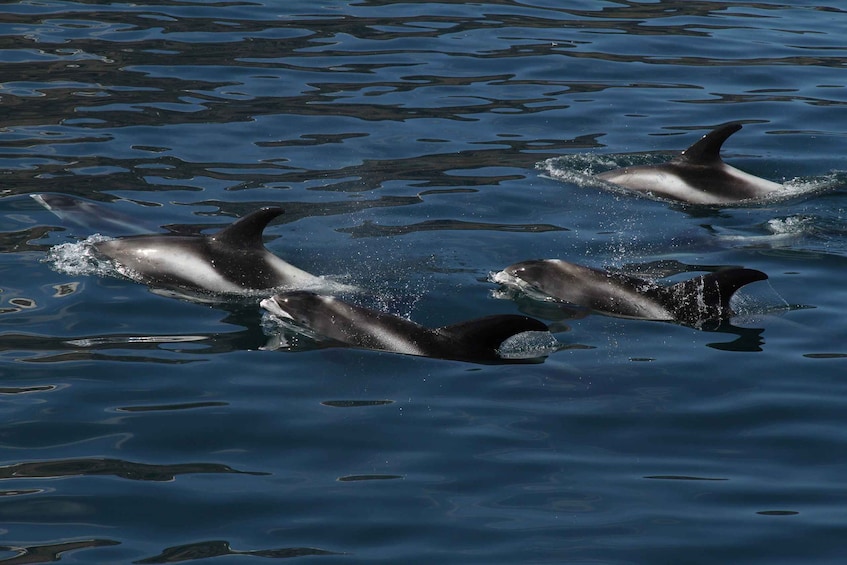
[32,193,152,236]
[596,122,783,204]
[93,207,337,296]
[261,291,557,363]
[493,259,768,326]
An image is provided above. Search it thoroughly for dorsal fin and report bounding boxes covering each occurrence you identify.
[437,315,549,360]
[210,207,285,248]
[652,268,767,323]
[674,122,743,166]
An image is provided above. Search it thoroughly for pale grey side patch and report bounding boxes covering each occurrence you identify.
[263,254,327,287]
[320,297,427,357]
[722,163,783,193]
[262,254,361,294]
[618,294,675,321]
[118,247,245,294]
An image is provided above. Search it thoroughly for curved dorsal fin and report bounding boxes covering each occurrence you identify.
[674,122,743,166]
[210,207,285,248]
[652,267,767,323]
[437,315,549,360]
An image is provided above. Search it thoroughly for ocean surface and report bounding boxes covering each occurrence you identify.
[2,1,847,563]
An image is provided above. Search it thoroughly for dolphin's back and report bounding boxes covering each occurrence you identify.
[594,122,783,204]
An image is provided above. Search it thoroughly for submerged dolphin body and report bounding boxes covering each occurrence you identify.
[261,291,556,363]
[493,259,768,326]
[93,207,334,296]
[32,193,153,236]
[596,122,783,204]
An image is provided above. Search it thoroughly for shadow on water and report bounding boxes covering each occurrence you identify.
[337,218,567,238]
[703,323,765,352]
[706,324,765,352]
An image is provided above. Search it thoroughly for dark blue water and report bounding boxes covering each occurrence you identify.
[2,1,847,563]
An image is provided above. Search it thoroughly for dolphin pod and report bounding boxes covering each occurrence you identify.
[37,119,792,362]
[595,122,784,204]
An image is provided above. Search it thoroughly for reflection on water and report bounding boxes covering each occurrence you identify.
[0,385,56,395]
[0,458,267,482]
[339,218,567,238]
[0,330,252,363]
[0,539,121,565]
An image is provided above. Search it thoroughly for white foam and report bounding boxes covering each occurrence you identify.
[765,215,813,236]
[498,330,561,360]
[729,279,790,319]
[44,234,115,277]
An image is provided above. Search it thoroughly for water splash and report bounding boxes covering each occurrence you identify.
[729,279,791,320]
[711,213,847,251]
[497,330,561,360]
[44,234,114,278]
[539,153,667,195]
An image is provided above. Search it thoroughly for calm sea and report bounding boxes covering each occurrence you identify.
[1,1,847,563]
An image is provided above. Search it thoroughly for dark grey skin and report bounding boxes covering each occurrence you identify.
[596,122,783,204]
[93,207,332,295]
[494,259,768,326]
[261,291,552,363]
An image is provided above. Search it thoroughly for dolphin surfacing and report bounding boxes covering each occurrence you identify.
[93,207,335,296]
[595,122,783,204]
[494,259,768,326]
[261,291,556,363]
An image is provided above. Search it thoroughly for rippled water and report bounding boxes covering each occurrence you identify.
[2,1,847,563]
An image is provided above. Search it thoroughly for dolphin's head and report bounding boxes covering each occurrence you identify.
[504,259,551,281]
[497,259,575,299]
[261,291,329,329]
[261,291,379,346]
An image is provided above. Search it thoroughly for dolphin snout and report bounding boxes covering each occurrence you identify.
[260,296,294,320]
[505,260,549,282]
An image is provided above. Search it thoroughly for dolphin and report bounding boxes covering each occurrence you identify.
[261,291,556,363]
[93,207,339,296]
[595,122,783,204]
[31,193,153,235]
[493,259,768,326]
